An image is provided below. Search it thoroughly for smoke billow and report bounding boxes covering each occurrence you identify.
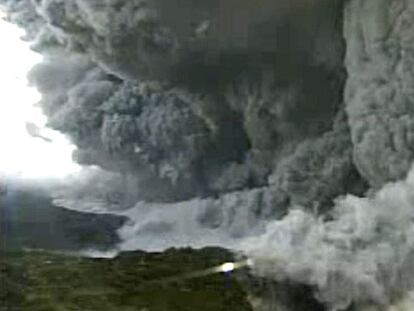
[2,0,414,310]
[344,0,414,188]
[1,0,351,206]
[117,187,271,252]
[242,166,414,310]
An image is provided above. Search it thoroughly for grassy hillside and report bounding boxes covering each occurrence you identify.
[0,247,252,311]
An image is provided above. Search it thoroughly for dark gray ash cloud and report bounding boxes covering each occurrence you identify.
[2,0,414,310]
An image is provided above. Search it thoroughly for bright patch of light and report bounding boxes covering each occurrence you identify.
[220,262,236,273]
[0,17,81,180]
[389,292,414,311]
[246,258,254,267]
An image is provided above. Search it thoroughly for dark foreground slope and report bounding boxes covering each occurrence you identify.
[0,186,127,251]
[0,248,252,311]
[0,187,252,311]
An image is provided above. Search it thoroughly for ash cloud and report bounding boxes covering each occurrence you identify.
[2,0,351,205]
[344,0,414,188]
[242,165,414,310]
[1,0,360,256]
[5,0,344,83]
[2,0,414,310]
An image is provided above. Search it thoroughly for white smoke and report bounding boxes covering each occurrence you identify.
[114,163,414,311]
[117,187,271,252]
[387,292,414,311]
[50,167,127,213]
[241,166,414,310]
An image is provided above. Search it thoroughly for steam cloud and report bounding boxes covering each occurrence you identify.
[1,0,414,310]
[242,166,414,310]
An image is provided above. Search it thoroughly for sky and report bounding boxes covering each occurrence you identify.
[0,15,81,181]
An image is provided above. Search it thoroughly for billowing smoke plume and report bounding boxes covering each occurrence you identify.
[2,0,414,310]
[1,0,354,205]
[242,166,414,310]
[344,0,414,188]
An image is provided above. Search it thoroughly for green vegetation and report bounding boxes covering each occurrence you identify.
[0,248,252,311]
